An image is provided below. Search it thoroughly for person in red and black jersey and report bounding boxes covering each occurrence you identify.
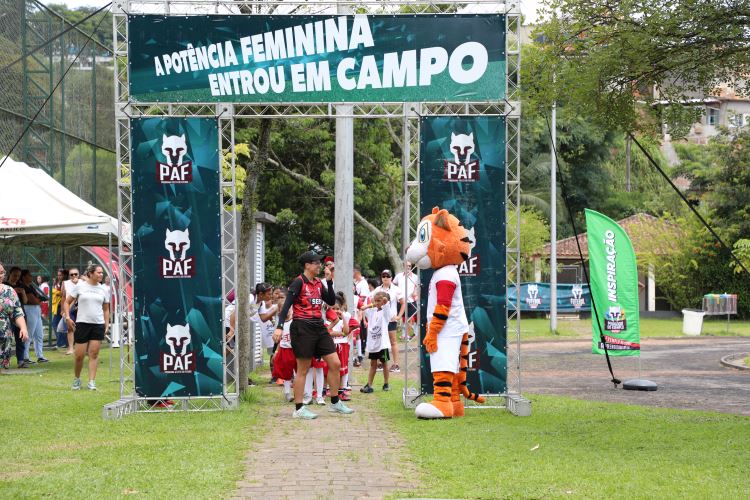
[273,251,354,419]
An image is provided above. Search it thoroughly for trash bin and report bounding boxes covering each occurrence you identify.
[682,309,705,336]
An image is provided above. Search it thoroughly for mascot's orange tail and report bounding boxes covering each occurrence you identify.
[459,332,485,403]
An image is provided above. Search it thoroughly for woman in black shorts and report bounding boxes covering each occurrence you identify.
[273,251,354,419]
[64,264,110,391]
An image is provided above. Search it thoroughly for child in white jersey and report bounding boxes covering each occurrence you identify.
[304,310,330,405]
[360,291,392,393]
[272,309,296,401]
[328,293,352,401]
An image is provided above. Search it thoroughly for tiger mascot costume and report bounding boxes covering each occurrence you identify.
[406,207,485,419]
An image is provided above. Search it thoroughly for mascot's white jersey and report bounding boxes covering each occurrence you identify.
[426,265,468,338]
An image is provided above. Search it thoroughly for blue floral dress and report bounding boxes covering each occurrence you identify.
[0,284,24,368]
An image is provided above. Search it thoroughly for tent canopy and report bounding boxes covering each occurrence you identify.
[0,157,129,246]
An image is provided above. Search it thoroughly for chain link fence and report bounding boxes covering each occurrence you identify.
[0,0,114,306]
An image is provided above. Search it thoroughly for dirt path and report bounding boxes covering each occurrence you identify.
[522,336,750,415]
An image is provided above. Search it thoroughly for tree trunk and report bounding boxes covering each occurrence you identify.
[237,118,273,392]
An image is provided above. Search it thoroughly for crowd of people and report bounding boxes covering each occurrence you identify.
[227,252,420,419]
[0,261,111,391]
[1,252,420,414]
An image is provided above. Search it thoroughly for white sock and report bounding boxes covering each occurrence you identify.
[315,367,324,396]
[283,380,292,393]
[304,370,314,397]
[341,373,349,389]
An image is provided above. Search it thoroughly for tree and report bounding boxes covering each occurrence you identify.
[527,0,750,134]
[235,118,404,283]
[507,206,550,281]
[644,215,750,319]
[235,118,272,392]
[54,143,116,215]
[673,129,750,244]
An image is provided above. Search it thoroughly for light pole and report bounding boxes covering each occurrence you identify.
[550,100,557,332]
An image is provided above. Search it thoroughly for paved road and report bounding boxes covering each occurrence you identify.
[521,337,750,416]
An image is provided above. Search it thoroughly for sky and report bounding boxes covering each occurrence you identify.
[44,0,544,24]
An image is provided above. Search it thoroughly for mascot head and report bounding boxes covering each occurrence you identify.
[405,207,473,270]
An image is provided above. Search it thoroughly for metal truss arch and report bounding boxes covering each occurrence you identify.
[110,0,527,417]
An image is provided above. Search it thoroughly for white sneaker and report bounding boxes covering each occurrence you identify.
[71,378,81,390]
[292,406,318,420]
[316,396,326,405]
[87,380,97,391]
[284,392,293,402]
[303,395,312,405]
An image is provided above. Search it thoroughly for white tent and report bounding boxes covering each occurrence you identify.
[0,157,130,246]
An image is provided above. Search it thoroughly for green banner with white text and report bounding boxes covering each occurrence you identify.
[585,209,641,356]
[128,14,505,103]
[131,117,224,397]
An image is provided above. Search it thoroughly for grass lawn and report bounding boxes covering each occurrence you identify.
[6,345,750,499]
[360,377,750,500]
[0,347,262,499]
[520,317,750,340]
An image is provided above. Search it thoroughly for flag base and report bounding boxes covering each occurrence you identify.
[623,379,658,391]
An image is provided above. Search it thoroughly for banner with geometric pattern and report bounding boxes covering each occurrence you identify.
[419,116,507,394]
[130,117,224,397]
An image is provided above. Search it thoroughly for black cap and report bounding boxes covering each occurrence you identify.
[298,250,324,265]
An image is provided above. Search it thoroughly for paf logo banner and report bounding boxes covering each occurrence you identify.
[131,117,224,397]
[419,116,507,394]
[444,132,480,182]
[128,14,505,103]
[585,209,641,355]
[161,323,196,373]
[162,228,196,278]
[157,134,193,183]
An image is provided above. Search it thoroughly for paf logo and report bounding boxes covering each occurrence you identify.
[570,284,586,310]
[161,228,196,279]
[604,305,627,333]
[457,227,481,276]
[161,323,196,373]
[443,132,480,182]
[156,133,193,184]
[525,284,542,309]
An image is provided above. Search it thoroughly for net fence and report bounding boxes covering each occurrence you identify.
[0,0,114,278]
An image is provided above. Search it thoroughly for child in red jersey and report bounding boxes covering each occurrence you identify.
[272,309,296,402]
[328,293,352,401]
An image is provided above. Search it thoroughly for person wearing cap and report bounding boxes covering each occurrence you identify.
[373,269,405,373]
[393,261,420,340]
[273,251,354,419]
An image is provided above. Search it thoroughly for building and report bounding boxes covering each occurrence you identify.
[532,213,683,312]
[655,84,750,145]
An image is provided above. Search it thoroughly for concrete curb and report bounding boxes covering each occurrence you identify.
[520,335,746,344]
[720,352,750,371]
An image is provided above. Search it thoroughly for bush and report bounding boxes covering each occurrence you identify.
[653,219,750,319]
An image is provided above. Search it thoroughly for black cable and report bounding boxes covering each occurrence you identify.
[544,114,621,388]
[0,2,112,74]
[628,133,750,276]
[0,7,109,171]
